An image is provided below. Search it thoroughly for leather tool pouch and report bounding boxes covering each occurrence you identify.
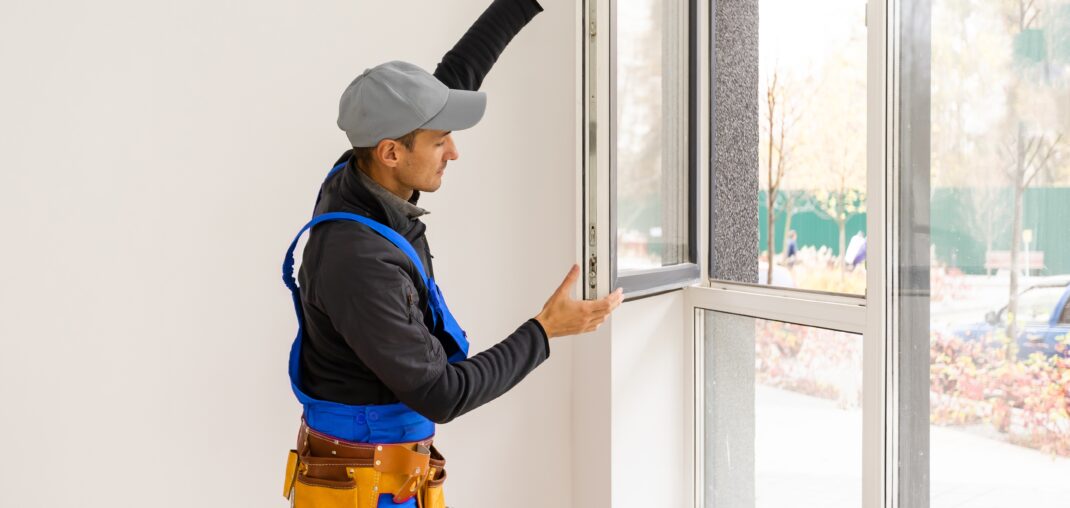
[417,445,447,508]
[293,472,360,507]
[283,449,300,500]
[284,430,449,508]
[286,453,361,507]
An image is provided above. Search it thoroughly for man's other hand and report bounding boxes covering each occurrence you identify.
[534,265,624,339]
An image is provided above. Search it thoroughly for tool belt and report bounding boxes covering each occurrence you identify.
[283,421,447,508]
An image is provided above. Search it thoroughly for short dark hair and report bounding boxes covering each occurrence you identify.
[352,129,422,169]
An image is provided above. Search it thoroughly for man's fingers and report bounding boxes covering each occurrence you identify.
[578,289,624,325]
[583,316,608,333]
[554,264,580,298]
[600,288,624,310]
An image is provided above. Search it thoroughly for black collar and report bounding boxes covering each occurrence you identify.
[313,150,423,236]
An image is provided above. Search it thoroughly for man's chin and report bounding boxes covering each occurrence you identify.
[420,181,443,193]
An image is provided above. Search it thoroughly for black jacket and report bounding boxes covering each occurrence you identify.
[296,0,548,425]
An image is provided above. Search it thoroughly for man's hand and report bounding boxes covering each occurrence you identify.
[534,265,624,339]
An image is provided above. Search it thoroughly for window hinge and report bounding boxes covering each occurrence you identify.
[588,254,598,288]
[590,20,597,37]
[588,225,597,288]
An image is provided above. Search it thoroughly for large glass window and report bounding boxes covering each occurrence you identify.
[699,0,875,505]
[611,0,1070,504]
[752,0,868,295]
[918,0,1070,504]
[703,310,862,508]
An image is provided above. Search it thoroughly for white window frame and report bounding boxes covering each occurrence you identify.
[584,0,908,506]
[682,1,897,507]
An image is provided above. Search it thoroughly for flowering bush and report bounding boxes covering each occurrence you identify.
[930,331,1070,456]
[755,320,863,407]
[755,313,1070,456]
[756,262,1070,455]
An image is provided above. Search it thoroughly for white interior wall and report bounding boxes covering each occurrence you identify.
[611,292,691,508]
[571,291,693,508]
[0,1,579,506]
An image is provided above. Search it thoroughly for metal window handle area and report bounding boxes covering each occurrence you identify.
[582,0,604,300]
[588,254,597,288]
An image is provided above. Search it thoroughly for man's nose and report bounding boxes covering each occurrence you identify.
[445,136,459,160]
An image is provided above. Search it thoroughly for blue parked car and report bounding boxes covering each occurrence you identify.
[964,282,1070,359]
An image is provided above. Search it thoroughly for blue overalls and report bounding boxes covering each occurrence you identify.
[282,162,471,507]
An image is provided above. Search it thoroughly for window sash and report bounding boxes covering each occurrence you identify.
[583,0,700,299]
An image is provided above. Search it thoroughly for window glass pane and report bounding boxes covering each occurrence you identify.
[928,0,1070,504]
[615,0,689,272]
[751,0,867,294]
[703,310,861,508]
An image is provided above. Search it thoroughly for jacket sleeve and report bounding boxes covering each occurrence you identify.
[433,0,543,91]
[317,237,550,424]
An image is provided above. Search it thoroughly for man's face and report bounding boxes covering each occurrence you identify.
[395,129,459,193]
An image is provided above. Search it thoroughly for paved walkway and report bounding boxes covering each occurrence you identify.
[753,385,1070,507]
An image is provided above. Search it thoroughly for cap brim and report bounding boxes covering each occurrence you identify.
[420,89,486,132]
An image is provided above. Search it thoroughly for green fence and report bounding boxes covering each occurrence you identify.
[759,188,1070,275]
[758,190,866,258]
[930,187,1070,276]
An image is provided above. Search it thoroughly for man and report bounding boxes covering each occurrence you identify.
[280,1,624,507]
[785,230,798,268]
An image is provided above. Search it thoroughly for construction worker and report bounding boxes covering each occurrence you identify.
[280,1,624,506]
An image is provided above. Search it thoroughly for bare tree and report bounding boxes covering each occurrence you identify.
[930,0,1011,281]
[968,181,1011,274]
[761,67,802,284]
[1003,126,1061,337]
[1000,0,1065,339]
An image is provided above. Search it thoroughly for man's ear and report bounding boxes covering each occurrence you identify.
[375,139,402,168]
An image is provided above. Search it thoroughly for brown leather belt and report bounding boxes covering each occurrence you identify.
[296,421,446,504]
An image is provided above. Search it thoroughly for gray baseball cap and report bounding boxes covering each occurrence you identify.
[337,60,487,148]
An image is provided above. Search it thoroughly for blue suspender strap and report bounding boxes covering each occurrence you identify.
[311,161,350,214]
[325,161,347,180]
[281,162,466,445]
[282,211,431,295]
[284,160,470,366]
[281,210,469,360]
[281,211,436,408]
[294,160,427,292]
